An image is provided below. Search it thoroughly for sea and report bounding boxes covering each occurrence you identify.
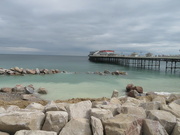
[0,54,179,100]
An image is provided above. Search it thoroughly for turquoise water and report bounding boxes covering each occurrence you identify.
[0,54,179,100]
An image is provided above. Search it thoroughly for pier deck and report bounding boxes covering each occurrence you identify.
[89,55,180,73]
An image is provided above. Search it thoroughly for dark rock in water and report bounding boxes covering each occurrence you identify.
[55,69,60,73]
[12,85,25,94]
[0,87,12,93]
[126,84,134,92]
[133,86,143,93]
[104,70,111,74]
[37,87,48,94]
[25,85,34,94]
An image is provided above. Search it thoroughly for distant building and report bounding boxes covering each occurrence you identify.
[131,52,139,57]
[89,50,115,55]
[146,53,153,57]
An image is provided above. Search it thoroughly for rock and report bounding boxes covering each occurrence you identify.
[102,105,120,116]
[111,90,119,98]
[35,68,40,74]
[6,70,14,75]
[14,130,57,135]
[133,86,143,93]
[153,96,166,104]
[167,94,180,103]
[0,107,6,113]
[43,69,49,74]
[44,101,59,112]
[55,69,60,73]
[122,97,142,106]
[0,87,12,93]
[142,119,168,135]
[127,89,140,98]
[104,70,111,74]
[161,102,180,118]
[66,100,92,120]
[12,85,25,94]
[103,114,143,135]
[110,97,121,105]
[126,84,134,92]
[56,103,67,112]
[0,68,6,74]
[139,102,160,110]
[147,110,177,134]
[0,131,10,135]
[42,111,68,133]
[59,118,92,135]
[25,85,34,94]
[90,108,113,120]
[173,99,180,105]
[5,105,20,112]
[25,102,45,111]
[91,116,103,135]
[120,106,146,119]
[171,122,180,135]
[22,69,27,74]
[37,87,48,94]
[14,67,23,73]
[26,69,36,74]
[0,111,45,134]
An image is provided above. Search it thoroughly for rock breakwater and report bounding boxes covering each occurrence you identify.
[0,89,180,135]
[0,67,60,76]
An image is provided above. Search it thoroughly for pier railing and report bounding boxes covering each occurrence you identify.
[89,55,180,73]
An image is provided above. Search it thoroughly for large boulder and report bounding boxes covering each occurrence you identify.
[111,90,119,98]
[168,102,180,118]
[0,68,6,74]
[0,111,45,134]
[120,106,146,119]
[44,101,59,112]
[122,97,142,107]
[25,102,45,112]
[59,118,92,135]
[142,119,168,135]
[167,94,180,103]
[103,114,143,135]
[90,108,113,120]
[14,130,57,135]
[147,110,177,134]
[171,122,180,135]
[91,116,103,135]
[153,96,166,104]
[42,111,68,133]
[139,102,160,110]
[66,100,92,120]
[99,104,120,116]
[133,86,143,93]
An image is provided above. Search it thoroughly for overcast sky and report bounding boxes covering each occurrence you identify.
[0,0,180,56]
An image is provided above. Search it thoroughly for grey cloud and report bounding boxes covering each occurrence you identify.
[0,0,180,55]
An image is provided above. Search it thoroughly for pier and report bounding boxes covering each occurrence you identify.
[89,55,180,73]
